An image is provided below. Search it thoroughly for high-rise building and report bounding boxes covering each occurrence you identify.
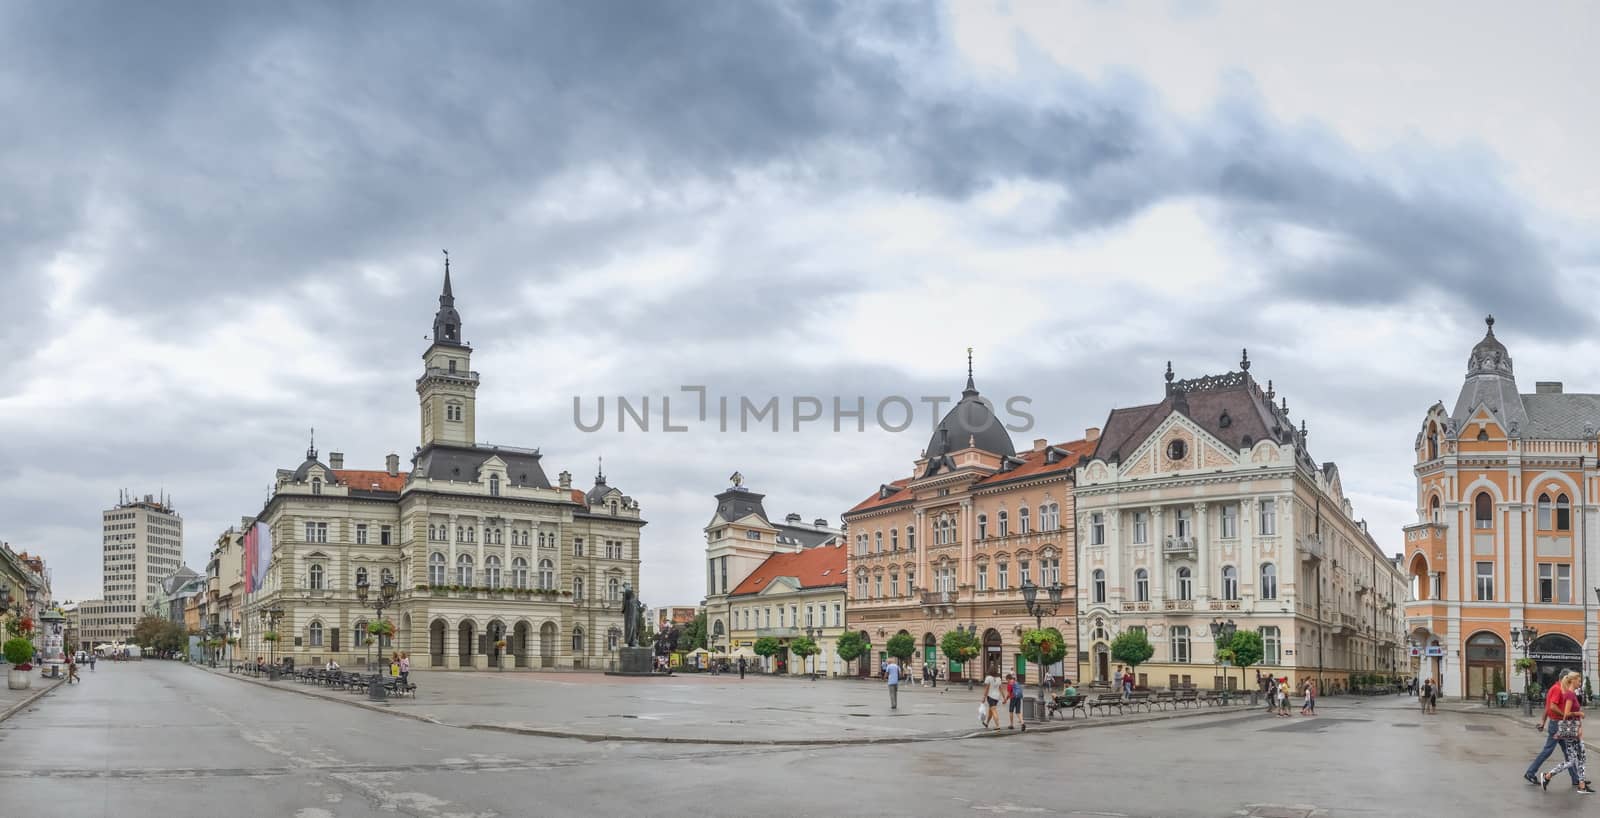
[91,492,185,645]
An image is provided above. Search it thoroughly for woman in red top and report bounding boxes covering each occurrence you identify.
[1543,672,1594,793]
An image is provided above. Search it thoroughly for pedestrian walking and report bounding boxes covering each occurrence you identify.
[1004,673,1025,731]
[66,657,79,684]
[738,656,746,679]
[1276,678,1291,717]
[1529,671,1584,788]
[1421,678,1435,714]
[1300,680,1317,716]
[982,669,1003,731]
[398,652,410,686]
[1543,672,1594,793]
[885,657,901,709]
[88,654,96,672]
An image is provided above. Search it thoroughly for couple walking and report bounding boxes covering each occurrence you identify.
[979,670,1025,732]
[1525,671,1594,794]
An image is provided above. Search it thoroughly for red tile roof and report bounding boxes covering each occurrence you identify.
[333,469,408,494]
[846,439,1091,514]
[728,543,848,597]
[570,489,587,505]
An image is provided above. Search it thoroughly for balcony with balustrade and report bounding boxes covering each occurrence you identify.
[1162,535,1196,557]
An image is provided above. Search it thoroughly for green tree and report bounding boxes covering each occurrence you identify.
[1225,629,1263,690]
[789,637,820,676]
[1110,629,1154,674]
[3,637,33,667]
[677,613,707,651]
[753,636,782,658]
[836,630,870,672]
[940,629,980,667]
[885,632,916,665]
[1021,627,1067,666]
[131,615,168,649]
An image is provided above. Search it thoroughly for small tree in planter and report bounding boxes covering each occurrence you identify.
[885,632,916,669]
[1022,627,1068,716]
[5,637,35,689]
[1110,629,1155,685]
[1515,657,1537,697]
[753,636,782,673]
[789,636,820,678]
[941,629,980,681]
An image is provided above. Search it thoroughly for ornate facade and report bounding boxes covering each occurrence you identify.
[241,263,644,670]
[843,369,1088,682]
[1406,317,1600,697]
[1075,352,1407,690]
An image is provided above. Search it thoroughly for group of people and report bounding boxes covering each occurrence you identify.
[979,669,1028,731]
[1526,671,1594,795]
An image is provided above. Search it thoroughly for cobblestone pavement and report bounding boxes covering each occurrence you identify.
[1,660,1589,818]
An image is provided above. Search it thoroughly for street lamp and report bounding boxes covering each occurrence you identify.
[355,572,399,701]
[1021,578,1064,724]
[1512,623,1539,715]
[260,605,285,678]
[1209,618,1237,696]
[804,625,820,681]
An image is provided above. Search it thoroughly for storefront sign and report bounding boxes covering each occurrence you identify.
[1425,646,1444,657]
[1530,651,1582,663]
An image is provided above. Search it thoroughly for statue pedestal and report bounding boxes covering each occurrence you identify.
[607,646,657,677]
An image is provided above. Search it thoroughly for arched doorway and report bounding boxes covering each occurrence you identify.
[1530,633,1583,693]
[539,621,557,668]
[983,628,1002,677]
[457,620,476,669]
[1464,631,1506,699]
[712,619,726,652]
[487,620,507,667]
[1408,553,1430,601]
[429,619,446,668]
[1095,643,1110,683]
[856,631,872,677]
[513,621,531,668]
[923,632,937,679]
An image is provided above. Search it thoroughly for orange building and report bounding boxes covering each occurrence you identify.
[1406,316,1595,698]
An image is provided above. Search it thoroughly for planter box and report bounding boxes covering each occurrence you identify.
[7,668,31,690]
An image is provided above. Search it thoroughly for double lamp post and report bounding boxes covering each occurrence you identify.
[355,573,398,701]
[1209,618,1237,699]
[1020,578,1064,723]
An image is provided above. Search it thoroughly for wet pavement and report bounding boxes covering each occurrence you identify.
[0,661,1588,817]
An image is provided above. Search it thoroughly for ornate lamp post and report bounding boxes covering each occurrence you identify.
[804,625,820,681]
[1512,624,1539,715]
[1020,578,1064,723]
[260,605,285,678]
[1209,618,1237,696]
[355,572,399,700]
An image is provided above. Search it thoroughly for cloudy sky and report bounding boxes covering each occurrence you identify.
[4,1,1598,607]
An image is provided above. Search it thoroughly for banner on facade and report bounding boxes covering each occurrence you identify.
[243,522,272,593]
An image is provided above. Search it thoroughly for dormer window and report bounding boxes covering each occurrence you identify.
[489,474,500,496]
[445,324,457,340]
[311,478,321,495]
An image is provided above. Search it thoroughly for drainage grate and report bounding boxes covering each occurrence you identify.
[1464,724,1495,732]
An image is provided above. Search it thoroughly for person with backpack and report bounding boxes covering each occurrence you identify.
[982,670,1004,732]
[1004,673,1025,731]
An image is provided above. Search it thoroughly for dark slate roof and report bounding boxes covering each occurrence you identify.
[1518,394,1600,439]
[773,522,839,550]
[412,443,551,488]
[1092,370,1304,464]
[586,475,620,504]
[1451,372,1528,430]
[291,447,330,481]
[924,377,1016,464]
[713,487,768,523]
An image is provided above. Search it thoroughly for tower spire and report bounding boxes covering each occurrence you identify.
[441,249,453,304]
[964,347,977,396]
[430,251,464,346]
[596,456,606,485]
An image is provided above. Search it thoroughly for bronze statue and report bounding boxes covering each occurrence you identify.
[622,582,642,647]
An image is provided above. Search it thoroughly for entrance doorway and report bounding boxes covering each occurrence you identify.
[983,628,1002,677]
[856,631,872,677]
[1095,643,1109,683]
[429,619,446,667]
[924,633,937,679]
[1464,631,1506,700]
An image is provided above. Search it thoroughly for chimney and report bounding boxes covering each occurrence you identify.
[1085,426,1101,442]
[814,518,829,528]
[559,470,572,490]
[329,452,344,470]
[1537,381,1564,394]
[786,513,803,524]
[385,453,400,476]
[1033,438,1048,452]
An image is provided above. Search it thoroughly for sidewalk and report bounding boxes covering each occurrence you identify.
[0,671,65,725]
[199,664,1285,745]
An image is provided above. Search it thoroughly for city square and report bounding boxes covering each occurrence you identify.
[6,2,1600,816]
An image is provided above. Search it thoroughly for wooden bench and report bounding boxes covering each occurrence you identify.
[1048,694,1088,719]
[1087,693,1125,716]
[1174,689,1200,708]
[1150,691,1178,710]
[1125,691,1154,712]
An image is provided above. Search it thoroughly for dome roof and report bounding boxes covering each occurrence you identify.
[924,376,1016,460]
[1467,314,1512,377]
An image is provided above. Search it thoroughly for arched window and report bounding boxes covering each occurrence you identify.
[607,577,620,601]
[1134,568,1149,602]
[1474,492,1493,529]
[354,567,367,588]
[998,510,1009,537]
[1170,625,1189,663]
[308,563,324,590]
[573,577,585,600]
[891,528,899,551]
[1176,567,1193,600]
[906,525,915,550]
[485,555,502,588]
[428,552,446,586]
[1430,495,1441,524]
[309,621,324,647]
[572,628,585,653]
[1260,563,1278,600]
[1538,493,1553,529]
[1221,565,1238,601]
[311,478,322,495]
[456,553,474,586]
[354,619,368,647]
[875,531,883,553]
[1427,428,1439,460]
[608,627,621,652]
[1557,493,1572,531]
[539,559,554,590]
[856,571,868,598]
[381,568,393,585]
[1019,507,1031,534]
[489,474,500,496]
[512,557,529,589]
[1092,569,1106,603]
[977,514,988,540]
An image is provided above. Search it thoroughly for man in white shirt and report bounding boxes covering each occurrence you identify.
[983,671,1004,731]
[886,658,901,709]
